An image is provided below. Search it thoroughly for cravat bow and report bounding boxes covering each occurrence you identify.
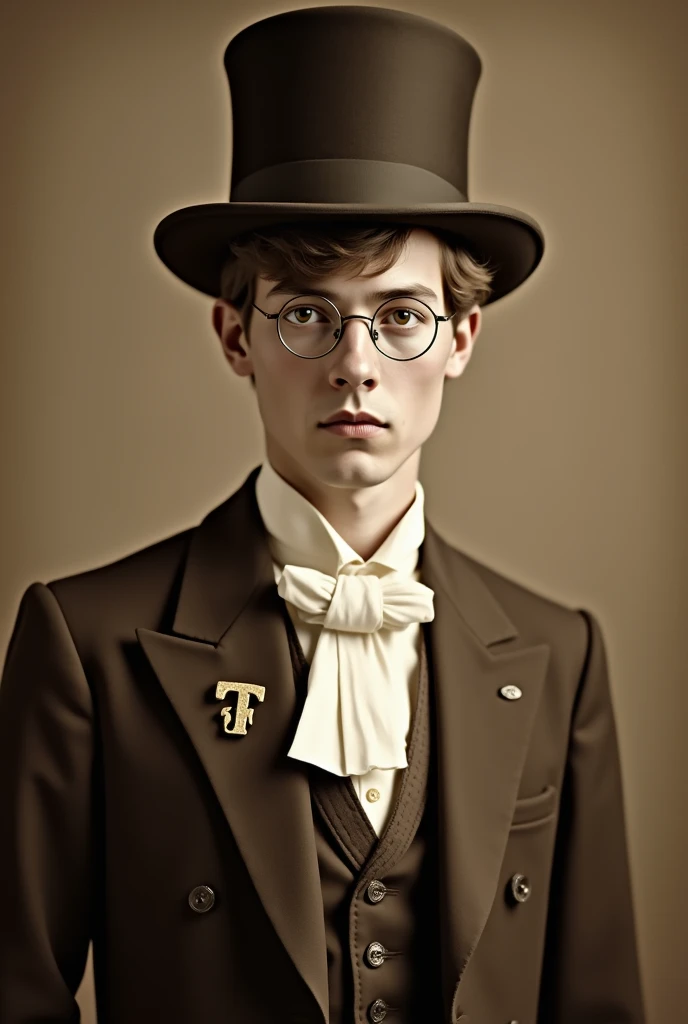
[278,563,435,776]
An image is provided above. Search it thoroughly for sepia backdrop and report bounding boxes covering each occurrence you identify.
[1,1,686,1021]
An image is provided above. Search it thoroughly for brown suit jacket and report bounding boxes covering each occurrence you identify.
[0,465,645,1023]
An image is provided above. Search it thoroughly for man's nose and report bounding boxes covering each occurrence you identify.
[327,316,381,385]
[335,315,375,344]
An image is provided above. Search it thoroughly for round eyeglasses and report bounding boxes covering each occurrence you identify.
[251,293,455,361]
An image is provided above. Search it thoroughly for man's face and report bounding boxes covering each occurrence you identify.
[213,228,481,497]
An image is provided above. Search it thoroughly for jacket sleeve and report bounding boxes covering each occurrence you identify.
[537,607,646,1023]
[0,582,94,1023]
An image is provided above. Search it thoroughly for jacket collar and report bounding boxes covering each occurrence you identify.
[136,465,550,1024]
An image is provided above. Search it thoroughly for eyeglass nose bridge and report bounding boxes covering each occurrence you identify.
[334,312,377,342]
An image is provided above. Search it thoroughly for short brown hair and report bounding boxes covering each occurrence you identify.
[218,223,495,388]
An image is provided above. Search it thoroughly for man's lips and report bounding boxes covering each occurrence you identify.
[319,411,387,426]
[319,421,387,437]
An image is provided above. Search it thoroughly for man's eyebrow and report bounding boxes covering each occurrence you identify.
[264,282,440,304]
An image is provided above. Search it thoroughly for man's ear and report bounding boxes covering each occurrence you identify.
[211,299,255,379]
[444,303,482,381]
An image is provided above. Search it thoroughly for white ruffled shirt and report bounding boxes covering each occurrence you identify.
[254,459,428,836]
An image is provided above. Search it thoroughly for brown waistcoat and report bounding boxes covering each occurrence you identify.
[283,604,447,1024]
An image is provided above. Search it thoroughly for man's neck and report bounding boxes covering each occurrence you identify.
[265,450,421,562]
[314,487,417,563]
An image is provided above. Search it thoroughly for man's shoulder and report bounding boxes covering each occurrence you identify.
[49,523,193,589]
[40,468,257,642]
[457,542,574,616]
[43,517,198,639]
[428,524,587,657]
[46,470,259,604]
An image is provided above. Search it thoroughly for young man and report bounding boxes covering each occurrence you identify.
[0,7,645,1024]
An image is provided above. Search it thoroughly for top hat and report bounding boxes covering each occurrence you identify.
[153,5,545,306]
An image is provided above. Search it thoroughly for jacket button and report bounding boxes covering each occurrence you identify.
[188,884,215,913]
[510,874,531,903]
[499,684,522,700]
[368,999,388,1022]
[366,879,387,903]
[365,941,387,967]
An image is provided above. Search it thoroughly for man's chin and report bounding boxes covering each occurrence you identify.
[307,451,396,489]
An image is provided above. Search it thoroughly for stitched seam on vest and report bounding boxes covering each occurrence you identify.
[351,884,363,1023]
[311,782,370,872]
[324,780,377,854]
[360,628,431,880]
[326,777,378,862]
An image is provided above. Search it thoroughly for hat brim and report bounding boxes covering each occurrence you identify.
[152,202,544,307]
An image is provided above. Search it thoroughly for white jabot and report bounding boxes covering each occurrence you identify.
[254,459,435,782]
[277,564,434,775]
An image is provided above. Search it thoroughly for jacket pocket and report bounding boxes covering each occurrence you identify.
[510,784,558,829]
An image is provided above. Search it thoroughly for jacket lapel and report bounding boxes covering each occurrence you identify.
[136,465,550,1024]
[135,466,330,1023]
[420,522,550,1019]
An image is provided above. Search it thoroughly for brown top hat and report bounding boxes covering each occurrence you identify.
[153,5,545,306]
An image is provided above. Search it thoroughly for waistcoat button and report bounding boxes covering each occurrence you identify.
[188,885,215,913]
[510,873,532,902]
[367,879,387,903]
[368,998,388,1022]
[365,941,387,968]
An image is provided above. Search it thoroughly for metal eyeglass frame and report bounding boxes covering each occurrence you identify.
[251,293,455,361]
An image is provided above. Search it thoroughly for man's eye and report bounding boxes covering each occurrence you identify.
[385,308,421,327]
[285,307,321,324]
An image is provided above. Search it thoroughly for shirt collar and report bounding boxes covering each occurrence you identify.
[254,458,426,578]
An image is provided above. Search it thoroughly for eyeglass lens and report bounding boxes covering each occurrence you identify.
[276,294,438,359]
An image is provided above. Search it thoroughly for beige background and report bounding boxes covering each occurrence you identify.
[1,1,686,1021]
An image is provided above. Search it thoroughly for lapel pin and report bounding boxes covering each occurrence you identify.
[215,681,266,735]
[499,684,523,700]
